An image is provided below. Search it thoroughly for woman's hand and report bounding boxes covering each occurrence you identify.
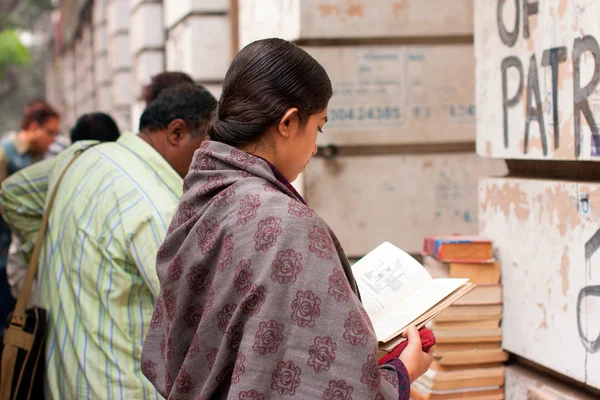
[398,326,434,382]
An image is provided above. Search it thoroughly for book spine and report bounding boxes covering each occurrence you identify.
[422,236,436,257]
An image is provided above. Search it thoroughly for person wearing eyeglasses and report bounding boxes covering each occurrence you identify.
[0,105,60,340]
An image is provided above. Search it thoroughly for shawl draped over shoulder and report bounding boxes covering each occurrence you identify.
[141,141,411,399]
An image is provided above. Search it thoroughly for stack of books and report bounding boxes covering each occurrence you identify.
[411,235,506,400]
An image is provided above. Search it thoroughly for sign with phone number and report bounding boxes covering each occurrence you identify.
[328,106,402,123]
[328,105,475,124]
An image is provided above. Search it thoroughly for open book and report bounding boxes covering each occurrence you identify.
[352,242,475,353]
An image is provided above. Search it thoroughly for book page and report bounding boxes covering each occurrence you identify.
[372,278,468,341]
[352,242,432,322]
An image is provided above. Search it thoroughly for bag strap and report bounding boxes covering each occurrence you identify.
[9,145,94,327]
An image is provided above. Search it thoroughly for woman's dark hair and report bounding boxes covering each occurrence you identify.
[139,83,217,137]
[209,38,332,147]
[142,71,195,105]
[70,112,121,143]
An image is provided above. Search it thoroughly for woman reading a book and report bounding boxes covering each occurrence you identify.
[141,38,433,399]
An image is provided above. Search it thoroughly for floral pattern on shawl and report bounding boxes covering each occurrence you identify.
[141,141,410,399]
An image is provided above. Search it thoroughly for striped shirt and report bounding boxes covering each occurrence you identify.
[0,133,182,399]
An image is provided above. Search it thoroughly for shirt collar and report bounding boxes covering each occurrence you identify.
[116,133,183,198]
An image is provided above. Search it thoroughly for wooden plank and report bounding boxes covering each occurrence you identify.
[303,45,475,147]
[304,152,506,256]
[505,365,596,400]
[238,0,473,47]
[475,0,600,161]
[479,177,600,388]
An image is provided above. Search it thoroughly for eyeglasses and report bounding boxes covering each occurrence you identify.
[40,127,60,137]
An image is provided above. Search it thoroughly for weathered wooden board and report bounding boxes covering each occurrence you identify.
[239,0,473,47]
[505,365,596,400]
[303,45,475,147]
[475,0,600,161]
[479,177,600,388]
[163,0,228,29]
[304,153,507,257]
[165,15,231,81]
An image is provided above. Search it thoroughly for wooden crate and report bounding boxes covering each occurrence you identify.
[505,365,597,399]
[479,177,600,389]
[303,45,475,147]
[475,0,600,161]
[304,152,507,257]
[239,0,473,46]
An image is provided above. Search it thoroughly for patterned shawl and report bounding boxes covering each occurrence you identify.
[141,141,410,399]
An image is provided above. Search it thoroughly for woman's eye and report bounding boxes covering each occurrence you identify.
[318,127,324,133]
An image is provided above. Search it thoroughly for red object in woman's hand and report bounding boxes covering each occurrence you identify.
[377,328,436,365]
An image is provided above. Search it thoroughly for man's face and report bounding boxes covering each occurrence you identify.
[171,131,206,178]
[162,119,207,178]
[29,117,60,155]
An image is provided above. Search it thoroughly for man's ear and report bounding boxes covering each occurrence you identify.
[277,108,300,139]
[166,119,190,146]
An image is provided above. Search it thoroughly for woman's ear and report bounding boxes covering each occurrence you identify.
[277,108,300,139]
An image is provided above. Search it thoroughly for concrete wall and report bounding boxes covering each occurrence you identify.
[47,0,234,134]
